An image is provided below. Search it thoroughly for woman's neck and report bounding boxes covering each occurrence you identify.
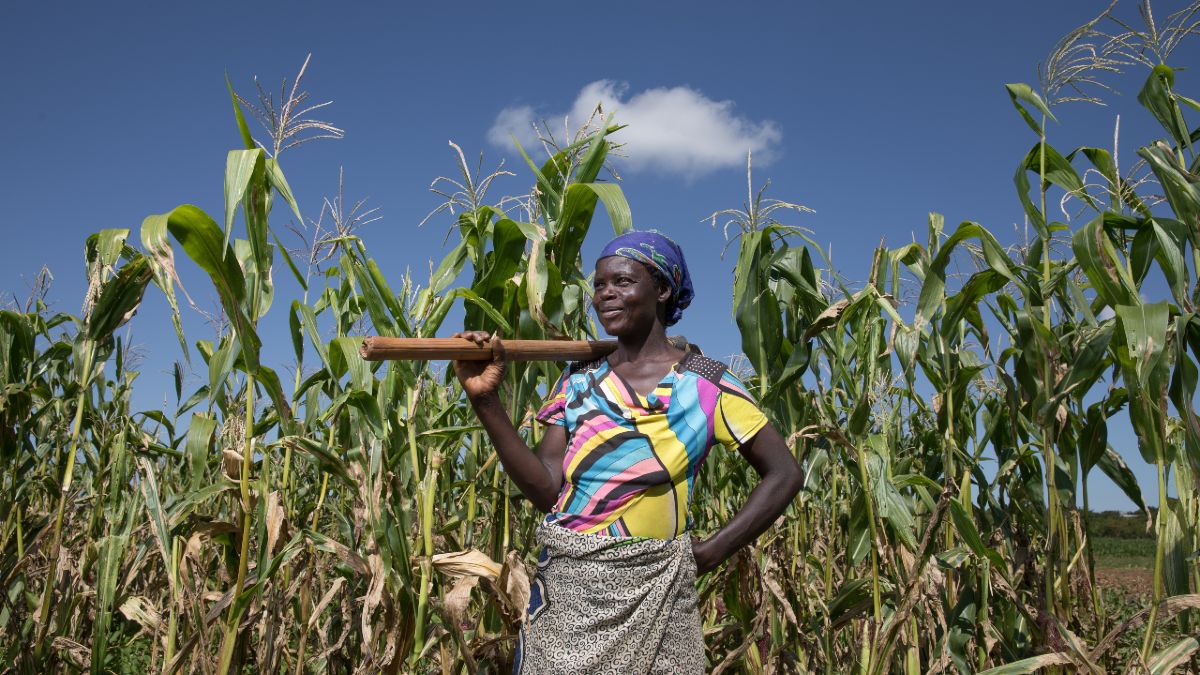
[611,326,679,366]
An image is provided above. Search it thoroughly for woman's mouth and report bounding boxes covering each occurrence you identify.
[599,307,622,319]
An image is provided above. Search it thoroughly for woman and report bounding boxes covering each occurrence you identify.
[453,231,803,674]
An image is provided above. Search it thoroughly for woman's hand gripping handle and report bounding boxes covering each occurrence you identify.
[451,331,566,512]
[451,331,506,401]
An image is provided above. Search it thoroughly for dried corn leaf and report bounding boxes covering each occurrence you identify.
[444,575,481,628]
[222,448,244,480]
[308,577,346,631]
[119,595,163,632]
[432,549,502,579]
[803,299,850,340]
[51,637,90,669]
[266,490,286,555]
[501,550,530,619]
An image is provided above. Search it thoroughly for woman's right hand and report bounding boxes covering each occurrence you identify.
[451,331,507,401]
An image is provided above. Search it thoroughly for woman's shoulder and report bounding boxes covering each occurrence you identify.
[564,357,607,377]
[677,351,734,385]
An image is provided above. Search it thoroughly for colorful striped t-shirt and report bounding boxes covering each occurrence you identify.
[535,352,769,539]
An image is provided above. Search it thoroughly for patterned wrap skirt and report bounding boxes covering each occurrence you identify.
[513,520,706,674]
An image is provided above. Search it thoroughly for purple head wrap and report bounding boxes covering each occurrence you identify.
[597,231,694,326]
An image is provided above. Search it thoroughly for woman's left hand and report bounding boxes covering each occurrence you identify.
[687,423,803,576]
[690,538,719,575]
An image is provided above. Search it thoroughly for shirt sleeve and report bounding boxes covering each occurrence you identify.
[712,370,769,451]
[534,369,570,426]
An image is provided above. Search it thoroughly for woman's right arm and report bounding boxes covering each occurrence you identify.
[452,331,566,512]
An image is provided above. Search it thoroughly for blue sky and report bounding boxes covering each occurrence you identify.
[3,1,1197,510]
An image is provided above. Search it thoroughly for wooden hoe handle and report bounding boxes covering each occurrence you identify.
[358,336,618,362]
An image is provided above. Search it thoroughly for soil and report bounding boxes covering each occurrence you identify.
[1095,567,1154,596]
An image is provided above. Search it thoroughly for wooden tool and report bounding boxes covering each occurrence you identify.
[358,336,618,362]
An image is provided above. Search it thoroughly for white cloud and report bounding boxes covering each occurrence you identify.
[485,104,541,151]
[487,80,781,179]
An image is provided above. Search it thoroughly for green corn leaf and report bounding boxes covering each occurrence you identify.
[1115,301,1169,392]
[977,652,1074,674]
[468,218,524,332]
[1005,83,1057,135]
[365,257,410,335]
[90,228,131,268]
[453,288,514,335]
[1055,320,1114,402]
[1071,215,1139,309]
[429,238,470,296]
[90,532,132,671]
[344,253,398,337]
[1097,445,1149,514]
[331,337,373,393]
[208,337,240,398]
[1138,65,1192,151]
[140,214,189,360]
[265,158,303,224]
[278,435,356,487]
[224,149,265,243]
[1078,402,1108,477]
[288,301,304,365]
[585,183,633,236]
[1148,637,1200,675]
[234,238,274,320]
[0,310,35,378]
[165,204,261,371]
[513,137,563,222]
[949,501,1003,568]
[916,221,1017,330]
[510,220,547,242]
[184,412,217,493]
[295,301,329,371]
[1150,219,1188,302]
[1139,143,1200,247]
[1014,142,1092,238]
[86,254,153,340]
[1161,498,1191,599]
[226,73,256,151]
[136,457,174,594]
[254,364,293,427]
[847,508,872,566]
[826,578,872,627]
[272,230,308,293]
[1020,142,1088,202]
[553,184,600,275]
[574,116,614,184]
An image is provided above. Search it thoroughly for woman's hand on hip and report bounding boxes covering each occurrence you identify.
[690,538,719,576]
[451,331,506,401]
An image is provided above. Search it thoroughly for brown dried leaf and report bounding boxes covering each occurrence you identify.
[222,448,244,480]
[432,549,503,580]
[803,299,851,340]
[119,595,163,632]
[265,490,286,555]
[51,637,90,669]
[308,577,345,631]
[761,560,799,627]
[501,550,530,620]
[360,554,386,649]
[444,575,481,628]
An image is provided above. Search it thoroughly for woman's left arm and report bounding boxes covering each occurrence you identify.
[691,422,803,575]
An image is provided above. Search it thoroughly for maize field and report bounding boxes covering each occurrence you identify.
[4,3,1200,673]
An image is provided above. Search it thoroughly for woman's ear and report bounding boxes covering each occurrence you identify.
[657,281,672,305]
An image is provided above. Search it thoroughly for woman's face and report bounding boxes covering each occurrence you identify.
[592,256,671,337]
